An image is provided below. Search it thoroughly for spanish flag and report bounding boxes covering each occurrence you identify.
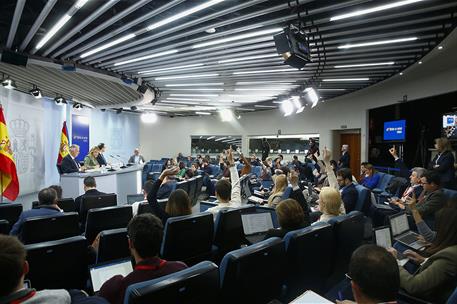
[57,121,69,165]
[0,105,19,201]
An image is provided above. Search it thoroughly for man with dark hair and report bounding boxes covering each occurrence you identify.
[10,188,64,238]
[207,147,241,218]
[337,168,358,213]
[406,170,444,222]
[48,185,63,199]
[337,244,400,304]
[74,176,105,213]
[99,214,187,304]
[131,180,155,216]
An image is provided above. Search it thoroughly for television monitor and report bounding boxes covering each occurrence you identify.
[383,120,406,141]
[443,114,457,140]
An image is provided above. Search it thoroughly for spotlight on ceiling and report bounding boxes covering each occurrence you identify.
[72,103,83,110]
[304,87,319,108]
[2,77,17,90]
[54,95,67,105]
[130,106,138,111]
[281,99,294,116]
[29,86,42,98]
[219,108,234,122]
[116,108,123,114]
[141,112,158,124]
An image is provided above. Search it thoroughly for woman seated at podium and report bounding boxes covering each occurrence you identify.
[84,146,101,169]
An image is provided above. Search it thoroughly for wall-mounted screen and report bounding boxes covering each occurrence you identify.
[443,114,457,140]
[383,120,406,141]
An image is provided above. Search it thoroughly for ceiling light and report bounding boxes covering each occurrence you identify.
[206,28,216,33]
[165,88,225,91]
[334,62,395,68]
[196,111,211,115]
[35,14,72,50]
[54,96,67,105]
[281,100,294,117]
[165,83,224,87]
[330,0,426,21]
[296,106,305,113]
[138,64,204,74]
[304,87,319,108]
[170,94,218,97]
[81,34,136,58]
[75,0,90,9]
[215,137,228,141]
[206,136,215,140]
[318,88,346,91]
[233,68,299,75]
[272,100,284,104]
[218,54,279,64]
[146,0,224,31]
[236,81,295,85]
[338,37,417,49]
[72,103,83,111]
[219,109,234,122]
[156,73,219,80]
[438,45,443,50]
[29,86,42,98]
[193,28,283,49]
[141,112,158,124]
[418,61,422,64]
[161,100,197,105]
[254,105,277,108]
[399,72,404,75]
[322,78,370,82]
[114,49,178,66]
[2,78,17,90]
[167,97,211,102]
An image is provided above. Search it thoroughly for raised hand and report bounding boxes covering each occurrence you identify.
[322,147,331,163]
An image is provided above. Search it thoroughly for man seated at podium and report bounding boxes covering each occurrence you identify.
[128,148,145,164]
[84,146,101,170]
[61,144,83,174]
[75,177,105,213]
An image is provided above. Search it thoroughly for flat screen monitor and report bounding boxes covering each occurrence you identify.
[383,120,406,141]
[443,114,457,140]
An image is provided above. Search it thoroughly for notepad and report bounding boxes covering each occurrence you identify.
[290,290,333,303]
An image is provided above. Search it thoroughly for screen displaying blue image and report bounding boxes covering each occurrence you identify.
[384,120,406,141]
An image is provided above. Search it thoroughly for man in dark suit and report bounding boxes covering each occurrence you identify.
[96,143,108,166]
[74,176,105,213]
[338,144,350,169]
[337,168,358,213]
[60,144,81,174]
[10,188,64,238]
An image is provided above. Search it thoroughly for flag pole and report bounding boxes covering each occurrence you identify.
[0,172,3,204]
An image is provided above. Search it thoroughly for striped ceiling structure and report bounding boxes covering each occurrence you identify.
[0,0,456,115]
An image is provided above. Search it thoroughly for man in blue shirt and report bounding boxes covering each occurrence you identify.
[10,187,64,238]
[337,168,359,213]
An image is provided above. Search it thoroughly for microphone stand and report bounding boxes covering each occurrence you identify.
[110,155,127,169]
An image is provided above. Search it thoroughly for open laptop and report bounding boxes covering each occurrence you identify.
[126,194,144,205]
[89,259,133,293]
[241,212,274,244]
[389,213,424,251]
[373,226,406,260]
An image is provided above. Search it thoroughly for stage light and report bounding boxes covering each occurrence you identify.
[54,96,67,105]
[141,112,158,123]
[2,78,17,90]
[281,100,294,116]
[130,106,138,111]
[72,103,83,111]
[29,86,42,98]
[304,87,319,108]
[219,108,234,122]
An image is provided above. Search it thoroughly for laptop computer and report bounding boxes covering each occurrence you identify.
[89,258,133,293]
[389,212,424,251]
[126,194,144,205]
[373,226,406,260]
[241,212,274,244]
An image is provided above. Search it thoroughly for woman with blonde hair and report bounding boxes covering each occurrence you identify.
[264,199,309,239]
[314,187,344,223]
[84,146,100,169]
[268,174,288,208]
[429,137,456,189]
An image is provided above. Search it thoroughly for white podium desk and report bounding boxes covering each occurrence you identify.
[60,165,143,205]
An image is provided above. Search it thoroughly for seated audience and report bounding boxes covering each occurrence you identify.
[406,170,444,223]
[147,167,192,225]
[260,158,273,181]
[84,146,101,169]
[156,174,177,200]
[388,206,457,302]
[74,176,106,213]
[390,166,425,209]
[314,187,344,224]
[183,168,194,180]
[288,172,311,215]
[49,184,63,200]
[60,144,82,174]
[99,214,187,304]
[10,188,63,238]
[337,245,399,304]
[207,147,241,217]
[132,180,154,216]
[429,137,456,189]
[176,161,186,178]
[267,174,288,208]
[359,162,369,182]
[360,164,380,190]
[266,199,310,240]
[250,154,261,166]
[337,168,358,213]
[240,153,252,176]
[128,148,145,164]
[0,235,108,304]
[389,146,411,179]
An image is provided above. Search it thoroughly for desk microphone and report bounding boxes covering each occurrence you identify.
[110,155,127,169]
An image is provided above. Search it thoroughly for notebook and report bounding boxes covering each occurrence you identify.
[89,259,133,293]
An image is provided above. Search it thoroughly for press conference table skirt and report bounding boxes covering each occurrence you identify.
[60,165,143,205]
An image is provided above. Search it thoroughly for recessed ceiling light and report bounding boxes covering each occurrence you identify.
[232,68,299,75]
[399,72,403,75]
[165,83,224,87]
[156,73,219,80]
[418,61,422,64]
[193,28,283,49]
[170,94,219,97]
[218,54,279,64]
[165,88,225,91]
[205,28,216,33]
[334,62,395,68]
[167,97,211,102]
[317,88,346,91]
[138,64,205,74]
[322,78,370,82]
[81,34,137,58]
[196,111,212,115]
[338,37,417,49]
[438,45,443,50]
[114,49,178,66]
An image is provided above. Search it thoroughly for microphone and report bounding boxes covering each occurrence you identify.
[110,155,127,169]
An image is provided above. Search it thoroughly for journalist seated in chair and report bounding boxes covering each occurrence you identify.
[313,187,345,224]
[336,168,358,213]
[264,199,310,240]
[10,188,63,238]
[360,164,380,190]
[84,146,101,170]
[267,174,288,208]
[49,185,63,200]
[387,206,457,303]
[0,235,109,304]
[98,214,187,304]
[147,167,192,225]
[389,167,425,210]
[74,176,106,213]
[337,244,400,304]
[288,172,311,215]
[131,180,154,217]
[207,147,241,218]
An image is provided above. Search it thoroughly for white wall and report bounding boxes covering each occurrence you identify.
[140,29,457,161]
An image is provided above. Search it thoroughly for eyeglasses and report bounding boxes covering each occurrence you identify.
[345,273,352,281]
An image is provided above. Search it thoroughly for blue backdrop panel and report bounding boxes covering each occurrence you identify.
[72,114,89,161]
